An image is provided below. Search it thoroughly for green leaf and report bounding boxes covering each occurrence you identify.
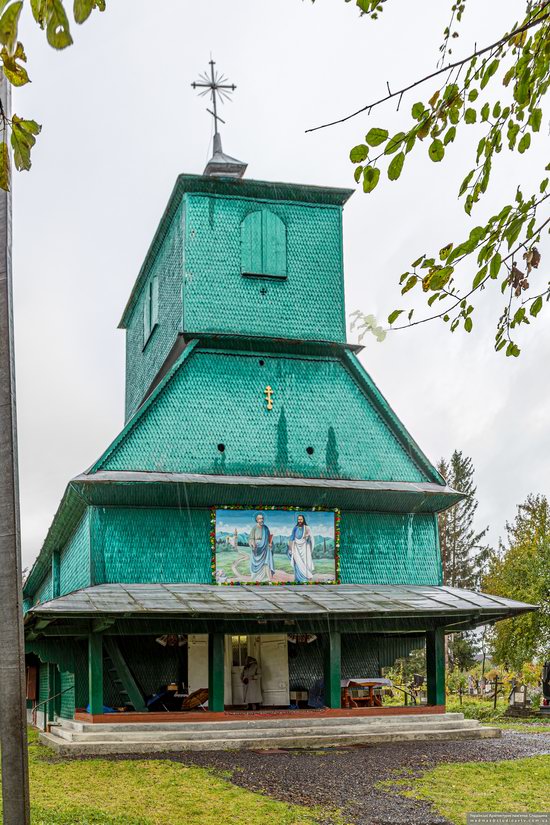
[30,0,47,26]
[465,108,477,124]
[350,143,369,163]
[365,127,388,147]
[74,0,94,23]
[0,139,9,191]
[529,108,542,132]
[384,132,406,155]
[506,341,520,357]
[47,0,72,48]
[428,265,454,290]
[480,58,499,90]
[10,115,41,171]
[443,83,459,102]
[444,126,456,145]
[490,252,502,279]
[353,165,363,183]
[411,255,424,268]
[411,102,424,120]
[387,309,403,325]
[518,132,531,154]
[401,275,418,294]
[428,139,444,162]
[387,151,405,181]
[459,170,474,196]
[0,1,22,51]
[464,316,473,332]
[362,165,380,193]
[530,296,543,317]
[449,107,460,125]
[405,132,416,153]
[515,69,531,105]
[439,242,453,260]
[472,265,487,289]
[1,41,29,86]
[468,89,479,102]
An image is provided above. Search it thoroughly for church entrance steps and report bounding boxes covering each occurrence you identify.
[50,718,482,743]
[60,711,465,734]
[40,713,500,755]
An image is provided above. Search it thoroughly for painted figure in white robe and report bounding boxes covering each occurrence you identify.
[288,514,315,583]
[241,656,262,708]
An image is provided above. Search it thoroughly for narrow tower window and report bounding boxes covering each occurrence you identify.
[143,275,159,346]
[240,209,287,278]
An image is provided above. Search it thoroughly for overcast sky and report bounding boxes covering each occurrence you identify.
[13,0,549,570]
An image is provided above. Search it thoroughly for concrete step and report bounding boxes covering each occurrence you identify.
[40,724,501,756]
[51,718,482,743]
[56,712,466,734]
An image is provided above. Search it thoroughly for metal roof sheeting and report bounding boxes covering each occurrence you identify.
[29,583,536,620]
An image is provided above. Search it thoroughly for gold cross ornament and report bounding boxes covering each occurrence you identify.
[264,385,273,410]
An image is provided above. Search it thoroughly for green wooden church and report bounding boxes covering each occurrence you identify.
[23,72,534,747]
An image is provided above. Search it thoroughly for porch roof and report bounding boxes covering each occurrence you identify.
[27,583,536,626]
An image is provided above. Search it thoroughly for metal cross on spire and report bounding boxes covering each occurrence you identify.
[191,58,247,179]
[191,58,236,137]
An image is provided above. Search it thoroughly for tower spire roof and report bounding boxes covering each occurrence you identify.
[192,58,247,178]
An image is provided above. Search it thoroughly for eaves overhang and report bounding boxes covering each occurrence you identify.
[25,583,537,636]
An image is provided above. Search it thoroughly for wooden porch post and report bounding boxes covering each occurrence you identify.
[426,627,446,706]
[208,632,225,712]
[323,630,341,709]
[88,633,104,715]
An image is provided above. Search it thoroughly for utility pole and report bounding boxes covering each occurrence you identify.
[0,73,31,825]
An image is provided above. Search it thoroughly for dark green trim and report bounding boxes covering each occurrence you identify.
[208,633,225,712]
[323,631,341,709]
[88,633,104,714]
[426,627,445,705]
[103,637,147,712]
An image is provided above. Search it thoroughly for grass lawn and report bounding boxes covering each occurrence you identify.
[393,755,550,825]
[10,730,325,825]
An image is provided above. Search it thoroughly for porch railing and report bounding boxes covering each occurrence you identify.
[32,687,73,731]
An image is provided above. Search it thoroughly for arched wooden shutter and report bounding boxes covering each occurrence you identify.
[241,211,263,274]
[262,211,287,277]
[241,209,287,277]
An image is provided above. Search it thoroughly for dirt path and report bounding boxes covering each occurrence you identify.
[232,550,249,578]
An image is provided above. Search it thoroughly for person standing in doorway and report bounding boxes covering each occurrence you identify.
[241,656,262,710]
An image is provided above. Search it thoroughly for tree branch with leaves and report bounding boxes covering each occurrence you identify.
[313,0,550,357]
[0,0,105,189]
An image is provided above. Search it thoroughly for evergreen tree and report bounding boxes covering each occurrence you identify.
[483,494,550,669]
[437,451,489,589]
[438,451,489,670]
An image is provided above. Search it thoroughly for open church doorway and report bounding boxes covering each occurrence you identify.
[187,634,290,707]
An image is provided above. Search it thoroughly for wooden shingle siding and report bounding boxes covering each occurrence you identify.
[59,511,91,596]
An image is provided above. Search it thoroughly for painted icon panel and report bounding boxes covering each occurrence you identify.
[212,508,339,585]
